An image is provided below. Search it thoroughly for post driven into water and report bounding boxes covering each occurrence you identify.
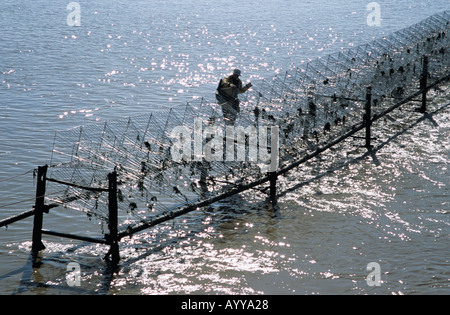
[31,165,48,258]
[105,171,120,267]
[364,87,373,150]
[269,171,277,199]
[420,56,429,113]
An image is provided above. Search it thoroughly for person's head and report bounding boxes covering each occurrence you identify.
[232,69,241,78]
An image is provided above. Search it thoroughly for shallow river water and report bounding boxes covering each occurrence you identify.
[0,0,449,295]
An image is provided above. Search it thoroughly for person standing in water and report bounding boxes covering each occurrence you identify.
[216,69,252,125]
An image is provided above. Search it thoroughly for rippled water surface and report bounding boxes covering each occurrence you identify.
[0,0,449,295]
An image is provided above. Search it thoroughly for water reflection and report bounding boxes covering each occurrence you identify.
[1,0,449,295]
[2,91,449,295]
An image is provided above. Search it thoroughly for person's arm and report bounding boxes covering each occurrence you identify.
[238,82,252,94]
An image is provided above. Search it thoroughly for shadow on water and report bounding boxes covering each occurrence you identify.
[1,102,447,295]
[277,102,449,198]
[4,243,100,295]
[1,194,279,295]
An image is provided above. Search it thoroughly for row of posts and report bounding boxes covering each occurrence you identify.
[29,56,431,266]
[31,165,120,267]
[365,56,429,149]
[267,55,431,198]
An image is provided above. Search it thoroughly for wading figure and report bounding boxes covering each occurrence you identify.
[216,69,252,125]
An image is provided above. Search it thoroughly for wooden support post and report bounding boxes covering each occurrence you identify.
[269,172,277,198]
[364,87,373,150]
[420,56,429,113]
[32,165,48,258]
[105,171,120,267]
[269,125,279,200]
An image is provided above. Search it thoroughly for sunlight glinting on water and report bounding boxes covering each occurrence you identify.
[0,1,449,295]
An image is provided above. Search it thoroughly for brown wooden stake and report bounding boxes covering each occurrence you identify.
[105,171,120,267]
[420,56,429,113]
[32,165,48,259]
[365,87,373,150]
[269,172,277,198]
